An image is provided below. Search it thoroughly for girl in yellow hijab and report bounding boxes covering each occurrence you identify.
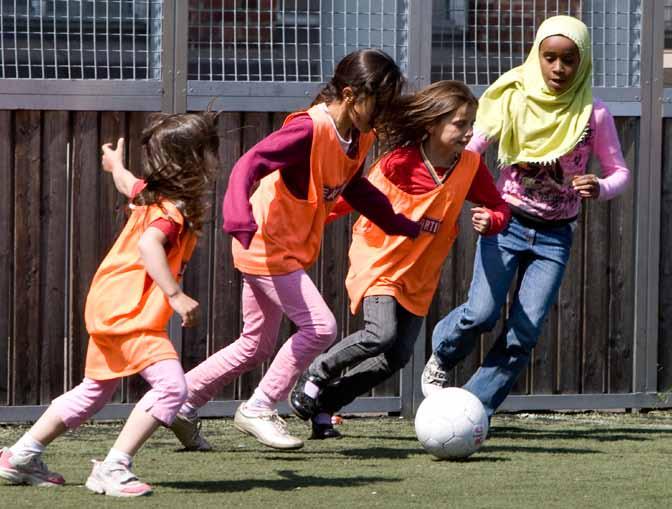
[421,16,631,420]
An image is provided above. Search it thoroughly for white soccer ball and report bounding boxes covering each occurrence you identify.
[415,387,489,459]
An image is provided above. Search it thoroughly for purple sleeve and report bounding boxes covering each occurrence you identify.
[590,99,631,201]
[341,168,420,238]
[222,115,313,248]
[465,128,492,155]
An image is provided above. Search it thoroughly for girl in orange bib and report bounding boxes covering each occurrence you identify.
[0,114,219,497]
[289,81,511,438]
[170,49,419,451]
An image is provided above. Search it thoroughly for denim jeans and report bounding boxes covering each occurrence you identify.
[309,295,424,414]
[432,216,574,417]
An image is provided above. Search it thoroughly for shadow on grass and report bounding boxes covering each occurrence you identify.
[155,469,399,493]
[481,444,601,455]
[490,426,672,442]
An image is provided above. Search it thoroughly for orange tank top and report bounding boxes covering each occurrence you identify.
[346,148,481,317]
[232,104,375,275]
[84,200,197,380]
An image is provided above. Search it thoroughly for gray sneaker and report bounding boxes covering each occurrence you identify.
[421,354,451,397]
[170,413,213,451]
[0,447,64,487]
[85,460,152,497]
[234,402,304,450]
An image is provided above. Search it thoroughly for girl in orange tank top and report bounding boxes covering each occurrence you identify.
[170,49,419,451]
[289,81,511,438]
[0,113,220,497]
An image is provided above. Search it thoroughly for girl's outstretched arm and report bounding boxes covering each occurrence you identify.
[101,138,141,198]
[138,227,199,327]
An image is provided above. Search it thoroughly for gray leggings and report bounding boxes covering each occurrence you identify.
[307,295,424,414]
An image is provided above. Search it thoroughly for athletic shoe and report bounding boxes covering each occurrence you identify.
[234,402,304,450]
[0,447,64,487]
[421,354,451,397]
[85,460,152,497]
[310,420,342,440]
[288,372,322,420]
[170,413,212,451]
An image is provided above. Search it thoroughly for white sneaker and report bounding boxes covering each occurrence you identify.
[234,402,304,450]
[85,460,152,497]
[170,413,213,451]
[421,354,451,397]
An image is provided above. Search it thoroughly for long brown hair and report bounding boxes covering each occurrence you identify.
[133,112,220,234]
[312,48,405,129]
[379,80,478,153]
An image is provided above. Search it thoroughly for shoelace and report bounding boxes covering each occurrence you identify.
[106,464,140,485]
[189,418,203,442]
[262,411,289,432]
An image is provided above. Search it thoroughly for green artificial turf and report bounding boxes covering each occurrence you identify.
[1,411,671,508]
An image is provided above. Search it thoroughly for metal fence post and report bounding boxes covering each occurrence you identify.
[635,0,664,397]
[161,0,189,113]
[400,0,433,419]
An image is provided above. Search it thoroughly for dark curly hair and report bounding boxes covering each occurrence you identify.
[132,112,220,234]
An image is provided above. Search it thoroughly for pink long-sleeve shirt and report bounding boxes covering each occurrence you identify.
[467,98,631,223]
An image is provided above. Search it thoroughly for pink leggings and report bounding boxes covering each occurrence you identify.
[184,270,337,407]
[51,359,187,428]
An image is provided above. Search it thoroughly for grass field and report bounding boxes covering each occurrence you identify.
[1,411,671,508]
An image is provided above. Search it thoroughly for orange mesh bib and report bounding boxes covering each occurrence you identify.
[232,104,375,275]
[84,201,197,380]
[346,149,481,316]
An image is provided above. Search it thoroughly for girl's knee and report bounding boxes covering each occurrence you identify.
[313,313,338,346]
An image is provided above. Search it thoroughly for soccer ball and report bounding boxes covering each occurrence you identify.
[415,387,489,459]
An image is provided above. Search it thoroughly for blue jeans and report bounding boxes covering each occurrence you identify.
[431,216,574,417]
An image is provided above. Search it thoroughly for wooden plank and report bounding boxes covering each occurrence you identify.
[70,112,100,386]
[581,164,610,393]
[269,112,295,371]
[532,300,558,395]
[210,112,243,401]
[124,112,153,402]
[40,111,69,402]
[453,208,481,386]
[556,218,584,393]
[607,117,637,393]
[660,119,672,392]
[237,112,273,400]
[0,112,12,405]
[13,111,42,405]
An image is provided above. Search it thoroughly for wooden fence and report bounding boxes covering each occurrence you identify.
[0,109,662,419]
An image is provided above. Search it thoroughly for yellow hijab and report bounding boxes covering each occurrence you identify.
[475,15,593,165]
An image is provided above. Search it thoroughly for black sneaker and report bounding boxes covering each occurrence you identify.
[310,420,342,440]
[288,372,322,421]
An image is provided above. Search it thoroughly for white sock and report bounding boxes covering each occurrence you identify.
[245,388,276,415]
[304,380,321,399]
[179,403,199,420]
[104,448,133,467]
[10,433,45,457]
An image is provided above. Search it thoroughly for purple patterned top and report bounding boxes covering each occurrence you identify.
[467,98,631,221]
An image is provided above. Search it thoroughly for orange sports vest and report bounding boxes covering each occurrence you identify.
[84,200,197,380]
[232,104,375,275]
[346,148,481,317]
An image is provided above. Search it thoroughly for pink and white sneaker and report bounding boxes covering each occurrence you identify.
[0,447,65,487]
[85,460,152,497]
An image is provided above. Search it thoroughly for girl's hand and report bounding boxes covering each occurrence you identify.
[101,138,125,173]
[572,174,600,199]
[168,290,200,327]
[471,207,491,234]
